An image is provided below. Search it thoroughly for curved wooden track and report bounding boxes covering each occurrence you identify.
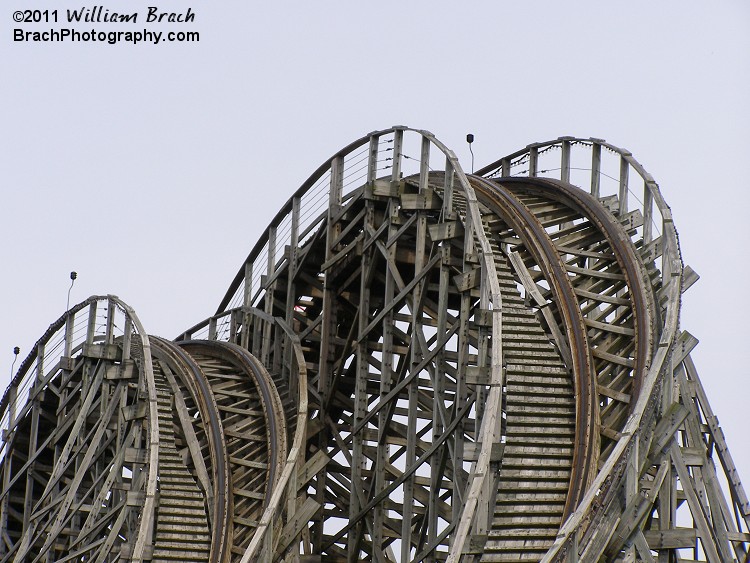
[2,130,748,562]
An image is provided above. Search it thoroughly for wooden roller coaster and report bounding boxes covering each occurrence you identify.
[1,128,748,562]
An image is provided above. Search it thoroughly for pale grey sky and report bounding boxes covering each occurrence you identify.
[2,1,748,484]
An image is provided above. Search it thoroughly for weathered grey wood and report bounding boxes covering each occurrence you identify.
[619,154,630,216]
[3,130,748,563]
[590,141,602,198]
[529,146,538,177]
[561,138,571,183]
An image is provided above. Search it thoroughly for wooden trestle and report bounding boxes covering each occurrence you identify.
[1,129,748,562]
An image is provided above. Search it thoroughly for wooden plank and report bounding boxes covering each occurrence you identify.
[681,265,699,294]
[618,209,644,231]
[276,497,321,556]
[428,221,464,241]
[122,403,148,421]
[453,268,481,292]
[297,450,329,490]
[669,442,728,561]
[82,343,120,361]
[369,178,399,198]
[584,318,635,337]
[643,528,696,550]
[401,190,441,210]
[463,442,504,462]
[590,142,601,198]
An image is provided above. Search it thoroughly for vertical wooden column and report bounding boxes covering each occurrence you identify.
[619,154,630,216]
[64,310,74,359]
[105,296,115,346]
[373,128,402,560]
[284,196,301,395]
[561,138,571,183]
[643,182,654,245]
[86,301,97,348]
[241,261,253,349]
[0,385,17,555]
[261,225,277,368]
[500,157,511,178]
[475,244,493,539]
[450,185,477,548]
[528,146,538,177]
[590,141,602,198]
[349,135,378,562]
[54,309,76,513]
[319,155,343,406]
[119,316,132,450]
[657,353,675,563]
[22,342,44,535]
[313,154,343,554]
[425,145,450,559]
[243,260,254,308]
[623,439,639,562]
[401,136,431,560]
[442,158,465,528]
[661,215,674,282]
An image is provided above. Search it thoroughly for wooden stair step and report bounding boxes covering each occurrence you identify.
[504,435,574,447]
[505,414,575,427]
[503,332,556,344]
[481,553,551,562]
[503,355,567,367]
[494,503,564,516]
[503,348,561,360]
[494,480,569,492]
[502,341,558,352]
[156,504,208,517]
[505,427,575,439]
[495,488,568,500]
[151,547,210,559]
[155,531,211,543]
[160,483,204,495]
[487,528,557,541]
[502,315,549,327]
[501,457,572,470]
[492,515,562,528]
[505,384,575,397]
[498,468,571,481]
[506,364,568,376]
[504,445,573,458]
[506,379,573,392]
[157,514,211,526]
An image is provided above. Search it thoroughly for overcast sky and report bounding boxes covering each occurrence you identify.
[2,2,748,487]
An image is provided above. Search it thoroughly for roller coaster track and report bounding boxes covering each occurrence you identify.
[2,129,749,562]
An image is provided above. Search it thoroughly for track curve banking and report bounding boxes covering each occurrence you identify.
[1,130,748,562]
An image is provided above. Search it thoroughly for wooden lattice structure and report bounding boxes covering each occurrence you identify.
[1,127,748,562]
